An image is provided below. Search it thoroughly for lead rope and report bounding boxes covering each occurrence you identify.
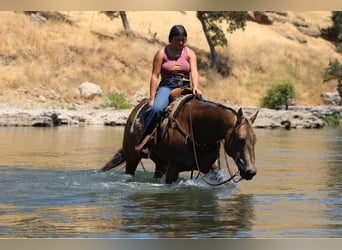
[188,96,241,186]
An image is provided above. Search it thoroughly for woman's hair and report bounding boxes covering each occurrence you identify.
[168,25,187,43]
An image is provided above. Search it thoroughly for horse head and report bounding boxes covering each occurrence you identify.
[224,108,258,180]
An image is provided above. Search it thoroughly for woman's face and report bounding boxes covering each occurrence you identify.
[170,35,187,51]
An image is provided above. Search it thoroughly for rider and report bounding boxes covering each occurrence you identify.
[135,24,202,155]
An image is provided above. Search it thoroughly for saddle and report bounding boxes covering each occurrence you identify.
[133,87,198,156]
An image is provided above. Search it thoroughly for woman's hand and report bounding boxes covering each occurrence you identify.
[193,87,202,96]
[148,98,155,107]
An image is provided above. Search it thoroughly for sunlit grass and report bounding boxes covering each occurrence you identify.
[0,11,341,107]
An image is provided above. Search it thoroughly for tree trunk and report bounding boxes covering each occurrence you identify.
[338,80,342,105]
[119,11,133,39]
[197,12,222,70]
[197,12,230,76]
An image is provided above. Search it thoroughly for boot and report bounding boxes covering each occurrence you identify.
[135,134,154,158]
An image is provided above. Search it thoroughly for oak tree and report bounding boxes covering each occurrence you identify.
[196,11,248,76]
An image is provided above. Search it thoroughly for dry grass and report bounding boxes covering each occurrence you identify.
[0,11,341,107]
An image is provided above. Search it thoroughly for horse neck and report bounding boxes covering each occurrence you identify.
[186,101,237,144]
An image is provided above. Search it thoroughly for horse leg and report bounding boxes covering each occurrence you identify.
[153,164,166,178]
[124,151,142,176]
[165,166,179,184]
[151,155,166,178]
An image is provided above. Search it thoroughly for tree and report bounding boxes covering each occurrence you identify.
[322,12,342,53]
[260,81,296,110]
[332,11,342,53]
[323,59,342,105]
[101,11,133,39]
[196,11,247,76]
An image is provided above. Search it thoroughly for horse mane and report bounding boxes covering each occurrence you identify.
[201,99,237,116]
[168,94,237,119]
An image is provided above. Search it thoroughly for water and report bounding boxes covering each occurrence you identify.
[0,126,341,238]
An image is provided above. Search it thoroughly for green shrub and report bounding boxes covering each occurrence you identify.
[101,92,132,109]
[336,44,342,54]
[260,81,295,110]
[322,112,341,126]
[332,11,342,54]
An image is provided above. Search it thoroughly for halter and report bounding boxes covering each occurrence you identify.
[183,96,242,185]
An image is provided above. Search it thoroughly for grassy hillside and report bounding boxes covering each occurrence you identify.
[0,11,341,108]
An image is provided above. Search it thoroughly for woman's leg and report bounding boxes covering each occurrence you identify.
[142,86,172,136]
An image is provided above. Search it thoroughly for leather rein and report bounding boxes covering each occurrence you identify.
[171,95,242,186]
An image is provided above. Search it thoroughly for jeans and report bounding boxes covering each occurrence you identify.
[142,80,180,138]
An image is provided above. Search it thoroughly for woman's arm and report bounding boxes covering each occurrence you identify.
[188,48,201,96]
[148,48,164,106]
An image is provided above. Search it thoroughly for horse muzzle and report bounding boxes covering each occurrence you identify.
[239,167,257,180]
[235,156,256,180]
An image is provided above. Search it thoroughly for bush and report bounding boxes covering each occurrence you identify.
[336,44,342,54]
[322,112,341,126]
[101,92,132,109]
[328,12,342,54]
[260,81,295,110]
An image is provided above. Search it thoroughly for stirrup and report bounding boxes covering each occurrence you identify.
[135,134,153,152]
[139,147,151,158]
[135,127,158,151]
[135,143,151,158]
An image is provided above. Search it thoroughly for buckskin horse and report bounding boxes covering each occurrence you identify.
[100,94,258,184]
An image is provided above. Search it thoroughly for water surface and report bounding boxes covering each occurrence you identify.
[0,126,341,238]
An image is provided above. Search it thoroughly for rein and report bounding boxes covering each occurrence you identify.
[187,96,242,186]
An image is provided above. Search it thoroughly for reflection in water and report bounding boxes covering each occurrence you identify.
[0,127,341,238]
[0,126,124,170]
[248,128,342,237]
[120,189,254,238]
[325,129,342,234]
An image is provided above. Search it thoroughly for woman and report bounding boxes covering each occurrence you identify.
[136,24,202,155]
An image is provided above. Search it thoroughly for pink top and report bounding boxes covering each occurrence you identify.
[161,46,190,80]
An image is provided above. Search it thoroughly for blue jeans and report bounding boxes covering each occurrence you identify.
[142,81,179,137]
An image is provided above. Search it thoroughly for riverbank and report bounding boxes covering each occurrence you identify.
[1,102,341,129]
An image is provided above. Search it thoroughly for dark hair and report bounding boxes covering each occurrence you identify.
[168,25,187,43]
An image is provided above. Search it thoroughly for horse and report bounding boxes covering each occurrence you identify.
[100,95,258,184]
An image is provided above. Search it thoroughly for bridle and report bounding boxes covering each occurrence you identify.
[172,95,243,186]
[194,140,242,186]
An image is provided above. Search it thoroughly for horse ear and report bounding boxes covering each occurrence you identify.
[237,108,243,117]
[250,110,259,124]
[237,108,243,124]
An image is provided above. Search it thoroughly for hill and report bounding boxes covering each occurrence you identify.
[0,11,341,108]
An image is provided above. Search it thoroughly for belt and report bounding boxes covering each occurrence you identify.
[165,77,190,87]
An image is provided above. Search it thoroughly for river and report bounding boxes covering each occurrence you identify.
[0,126,341,238]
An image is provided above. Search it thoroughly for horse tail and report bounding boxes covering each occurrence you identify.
[99,149,125,172]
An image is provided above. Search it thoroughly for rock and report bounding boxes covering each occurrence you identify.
[17,86,30,94]
[30,13,47,24]
[132,87,148,105]
[49,90,60,100]
[0,103,341,129]
[247,106,341,129]
[78,82,103,99]
[248,11,274,25]
[39,95,46,103]
[321,92,341,105]
[32,118,52,127]
[297,26,321,38]
[109,86,123,94]
[281,120,291,129]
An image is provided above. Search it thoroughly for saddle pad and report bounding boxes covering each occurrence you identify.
[130,94,197,141]
[129,100,149,135]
